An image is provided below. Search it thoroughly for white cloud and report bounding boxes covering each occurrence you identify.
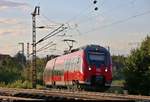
[0,0,31,11]
[0,44,18,56]
[0,28,24,36]
[0,18,19,25]
[0,29,16,36]
[0,18,30,37]
[0,0,28,8]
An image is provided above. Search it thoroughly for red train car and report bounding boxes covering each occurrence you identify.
[43,44,112,88]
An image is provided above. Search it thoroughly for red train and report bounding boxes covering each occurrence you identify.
[43,44,112,89]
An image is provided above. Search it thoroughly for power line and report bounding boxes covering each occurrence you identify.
[36,41,53,52]
[37,43,56,53]
[84,10,150,34]
[65,0,103,26]
[66,8,92,23]
[40,12,62,25]
[36,24,67,45]
[76,0,138,26]
[64,0,137,37]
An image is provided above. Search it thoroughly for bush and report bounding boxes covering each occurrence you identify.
[123,36,150,95]
[6,80,32,89]
[0,82,6,87]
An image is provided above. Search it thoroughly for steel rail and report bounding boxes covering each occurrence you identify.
[0,88,150,101]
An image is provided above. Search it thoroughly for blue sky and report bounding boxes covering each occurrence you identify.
[0,0,150,57]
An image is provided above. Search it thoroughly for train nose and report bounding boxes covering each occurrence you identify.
[91,75,105,86]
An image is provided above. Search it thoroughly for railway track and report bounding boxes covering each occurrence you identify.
[0,88,150,101]
[0,96,44,102]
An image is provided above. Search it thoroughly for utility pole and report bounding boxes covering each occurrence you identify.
[19,42,24,66]
[27,43,30,60]
[31,6,40,88]
[19,42,24,55]
[27,43,30,81]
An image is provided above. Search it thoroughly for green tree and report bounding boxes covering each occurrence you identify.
[21,57,46,85]
[124,36,150,95]
[0,56,23,83]
[14,52,26,67]
[112,55,126,80]
[36,57,46,84]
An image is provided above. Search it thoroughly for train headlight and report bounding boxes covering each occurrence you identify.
[105,68,108,72]
[89,67,92,71]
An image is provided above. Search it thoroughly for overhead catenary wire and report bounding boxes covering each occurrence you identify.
[34,0,99,45]
[76,0,138,26]
[64,0,101,30]
[37,43,56,53]
[36,41,53,52]
[35,24,67,54]
[36,16,59,29]
[65,1,93,24]
[61,0,140,39]
[36,24,66,45]
[40,12,63,25]
[83,10,150,34]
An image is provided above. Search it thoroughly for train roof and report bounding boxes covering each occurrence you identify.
[71,44,108,53]
[47,44,109,62]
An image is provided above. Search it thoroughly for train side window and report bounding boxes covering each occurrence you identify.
[76,57,81,70]
[75,57,79,70]
[64,60,66,69]
[78,57,81,68]
[72,58,75,71]
[74,58,78,71]
[64,59,68,71]
[74,58,78,70]
[67,60,70,71]
[70,59,72,70]
[77,57,80,64]
[69,59,72,71]
[66,59,71,71]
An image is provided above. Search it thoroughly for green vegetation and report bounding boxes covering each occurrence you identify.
[111,55,126,94]
[123,36,150,95]
[111,36,150,95]
[0,54,23,83]
[112,55,126,80]
[36,58,47,85]
[112,80,125,86]
[0,52,46,89]
[6,80,32,89]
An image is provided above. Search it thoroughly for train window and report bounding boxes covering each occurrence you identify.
[64,59,69,71]
[64,57,82,71]
[89,54,105,61]
[70,59,73,71]
[77,57,80,64]
[72,58,75,71]
[76,57,81,70]
[87,52,106,67]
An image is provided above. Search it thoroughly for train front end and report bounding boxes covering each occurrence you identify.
[83,45,112,87]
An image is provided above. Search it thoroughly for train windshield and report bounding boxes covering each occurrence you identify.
[89,53,105,61]
[88,52,106,66]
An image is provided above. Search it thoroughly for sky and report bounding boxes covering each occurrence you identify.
[0,0,150,57]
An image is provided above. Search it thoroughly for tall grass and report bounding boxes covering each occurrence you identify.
[0,80,32,89]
